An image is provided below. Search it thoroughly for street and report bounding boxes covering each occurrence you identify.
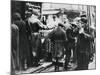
[15,56,95,74]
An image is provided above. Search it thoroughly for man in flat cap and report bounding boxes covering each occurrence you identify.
[76,16,94,70]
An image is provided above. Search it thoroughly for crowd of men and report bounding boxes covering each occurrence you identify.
[11,9,96,73]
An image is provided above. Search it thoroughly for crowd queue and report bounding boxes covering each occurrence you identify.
[11,9,96,72]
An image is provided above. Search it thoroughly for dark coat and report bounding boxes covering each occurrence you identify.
[47,27,67,58]
[11,24,19,70]
[11,24,19,52]
[77,32,93,53]
[14,20,29,59]
[48,26,67,42]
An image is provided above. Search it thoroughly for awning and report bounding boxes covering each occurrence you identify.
[42,10,59,15]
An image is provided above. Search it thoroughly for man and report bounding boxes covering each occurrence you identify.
[11,23,19,74]
[76,17,93,70]
[27,10,46,66]
[70,17,81,64]
[47,23,67,71]
[12,12,29,70]
[89,25,96,62]
[64,21,79,70]
[25,11,35,68]
[61,14,71,30]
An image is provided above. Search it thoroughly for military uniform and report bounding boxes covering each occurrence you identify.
[48,25,67,71]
